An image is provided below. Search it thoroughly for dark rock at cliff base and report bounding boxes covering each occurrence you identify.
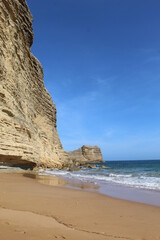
[68,145,103,164]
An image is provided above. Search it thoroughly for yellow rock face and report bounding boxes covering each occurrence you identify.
[0,0,69,168]
[68,145,103,163]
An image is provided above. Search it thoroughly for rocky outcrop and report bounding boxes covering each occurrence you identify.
[68,145,103,164]
[0,0,69,168]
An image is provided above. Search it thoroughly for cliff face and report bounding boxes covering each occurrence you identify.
[68,145,103,164]
[0,0,69,168]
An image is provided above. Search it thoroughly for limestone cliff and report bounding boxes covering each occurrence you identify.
[68,145,103,164]
[0,0,69,168]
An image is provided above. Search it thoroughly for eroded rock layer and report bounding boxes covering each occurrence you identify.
[0,0,69,168]
[68,145,103,164]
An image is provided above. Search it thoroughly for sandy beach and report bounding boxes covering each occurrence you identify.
[0,172,160,240]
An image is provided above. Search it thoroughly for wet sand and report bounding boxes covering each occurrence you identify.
[0,172,160,240]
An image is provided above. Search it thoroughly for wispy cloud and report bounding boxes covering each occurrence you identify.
[145,56,160,63]
[56,89,101,149]
[61,78,73,87]
[137,48,156,54]
[104,129,115,138]
[92,75,118,87]
[136,47,160,64]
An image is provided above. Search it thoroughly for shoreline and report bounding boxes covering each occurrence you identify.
[37,169,160,207]
[0,172,160,240]
[1,168,160,207]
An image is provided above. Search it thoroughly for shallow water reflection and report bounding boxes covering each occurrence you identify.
[23,172,99,192]
[23,173,67,186]
[38,175,67,186]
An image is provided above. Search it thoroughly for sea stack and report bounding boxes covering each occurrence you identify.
[0,0,69,168]
[68,145,103,164]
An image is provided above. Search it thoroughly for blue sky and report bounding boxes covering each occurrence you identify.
[27,0,160,160]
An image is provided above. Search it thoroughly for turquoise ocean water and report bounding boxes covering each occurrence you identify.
[40,160,160,191]
[1,160,160,205]
[1,160,160,191]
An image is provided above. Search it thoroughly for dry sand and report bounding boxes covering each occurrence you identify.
[0,172,160,240]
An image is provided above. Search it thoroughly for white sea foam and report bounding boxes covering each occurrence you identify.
[0,166,22,171]
[1,162,159,191]
[39,168,160,191]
